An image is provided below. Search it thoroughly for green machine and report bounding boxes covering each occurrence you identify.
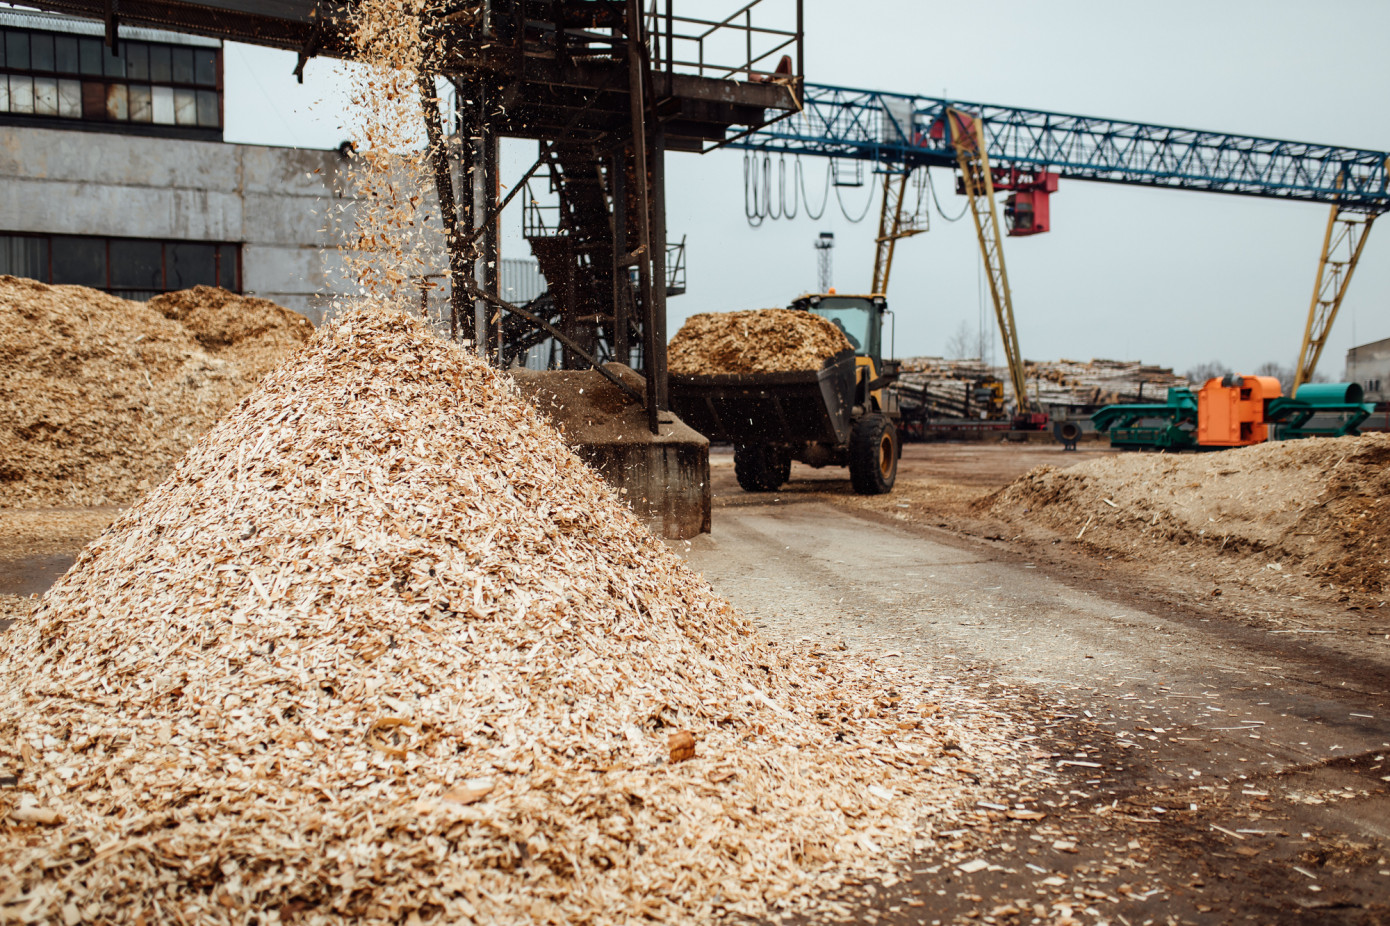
[1268,382,1374,440]
[1090,382,1373,451]
[1090,388,1199,451]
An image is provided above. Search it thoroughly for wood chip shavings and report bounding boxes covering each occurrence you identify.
[990,432,1390,597]
[668,308,853,376]
[0,309,1035,924]
[0,276,312,508]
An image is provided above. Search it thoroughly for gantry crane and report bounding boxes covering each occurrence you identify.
[729,83,1390,411]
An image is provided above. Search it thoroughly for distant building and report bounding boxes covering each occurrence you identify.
[0,10,550,329]
[0,9,361,322]
[1346,337,1390,404]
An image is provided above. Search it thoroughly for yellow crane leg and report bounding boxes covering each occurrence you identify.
[1293,203,1376,396]
[946,107,1031,415]
[871,170,925,296]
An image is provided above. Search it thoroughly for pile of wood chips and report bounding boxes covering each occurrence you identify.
[0,310,1031,924]
[668,309,852,376]
[0,277,312,508]
[990,432,1390,595]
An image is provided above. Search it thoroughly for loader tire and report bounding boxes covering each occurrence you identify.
[849,414,898,495]
[734,444,788,492]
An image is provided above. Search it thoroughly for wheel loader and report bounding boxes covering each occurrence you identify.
[669,293,901,495]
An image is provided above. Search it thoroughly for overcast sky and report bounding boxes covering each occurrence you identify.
[224,0,1390,377]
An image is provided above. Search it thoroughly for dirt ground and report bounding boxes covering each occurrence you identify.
[686,443,1390,924]
[5,442,1389,923]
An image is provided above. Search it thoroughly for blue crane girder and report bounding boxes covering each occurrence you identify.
[729,83,1390,213]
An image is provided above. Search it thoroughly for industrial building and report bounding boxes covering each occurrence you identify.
[0,8,355,321]
[1346,336,1390,404]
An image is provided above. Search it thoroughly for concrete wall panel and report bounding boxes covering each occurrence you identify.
[0,128,241,191]
[241,245,327,295]
[240,145,346,198]
[241,192,331,246]
[1,126,365,317]
[4,177,242,239]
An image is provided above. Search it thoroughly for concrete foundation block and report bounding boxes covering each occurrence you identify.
[511,365,711,540]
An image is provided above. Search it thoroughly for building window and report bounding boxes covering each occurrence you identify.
[0,233,239,299]
[0,26,221,131]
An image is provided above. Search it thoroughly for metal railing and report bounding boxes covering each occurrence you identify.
[646,0,802,83]
[665,235,687,295]
[522,184,564,238]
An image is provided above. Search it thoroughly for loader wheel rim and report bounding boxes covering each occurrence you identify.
[879,432,894,477]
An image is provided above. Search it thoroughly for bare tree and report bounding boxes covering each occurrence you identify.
[1184,360,1230,385]
[945,320,978,360]
[1255,361,1295,394]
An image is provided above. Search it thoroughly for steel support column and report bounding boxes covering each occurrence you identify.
[418,74,469,340]
[871,169,925,296]
[483,127,501,361]
[611,145,630,365]
[650,122,669,410]
[948,108,1031,416]
[625,0,659,433]
[1294,199,1377,395]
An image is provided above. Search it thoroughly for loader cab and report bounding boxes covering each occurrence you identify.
[791,293,897,415]
[790,293,887,367]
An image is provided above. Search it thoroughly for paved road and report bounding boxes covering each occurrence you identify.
[681,499,1390,921]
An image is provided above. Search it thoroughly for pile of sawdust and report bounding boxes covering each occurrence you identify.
[669,308,853,376]
[0,277,312,507]
[989,434,1390,595]
[148,286,312,369]
[511,363,653,445]
[0,310,1030,924]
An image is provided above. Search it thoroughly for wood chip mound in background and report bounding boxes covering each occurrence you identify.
[0,309,1032,924]
[989,433,1390,596]
[669,308,852,376]
[2,275,312,506]
[0,276,312,508]
[148,285,313,371]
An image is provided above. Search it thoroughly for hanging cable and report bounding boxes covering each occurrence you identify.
[927,168,968,222]
[834,174,876,223]
[763,156,782,220]
[779,156,797,220]
[743,152,764,227]
[747,153,845,224]
[911,167,929,226]
[797,156,830,221]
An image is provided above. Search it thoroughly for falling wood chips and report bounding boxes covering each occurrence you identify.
[0,310,1033,924]
[668,308,853,376]
[0,276,313,508]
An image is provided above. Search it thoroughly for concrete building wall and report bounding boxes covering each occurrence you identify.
[0,125,356,323]
[1346,337,1390,404]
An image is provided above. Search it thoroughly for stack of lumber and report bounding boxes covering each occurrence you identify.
[0,277,312,507]
[1028,358,1189,408]
[894,358,999,419]
[669,309,852,376]
[895,356,1188,417]
[0,309,1033,924]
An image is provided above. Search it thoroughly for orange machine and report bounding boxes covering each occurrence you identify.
[1196,375,1284,446]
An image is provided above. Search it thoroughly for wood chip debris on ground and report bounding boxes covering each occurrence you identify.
[668,309,852,376]
[0,310,1037,924]
[0,277,313,508]
[988,433,1390,596]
